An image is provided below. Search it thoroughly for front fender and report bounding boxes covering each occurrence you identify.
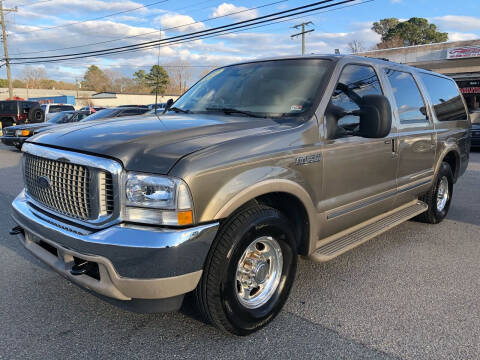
[200,167,318,251]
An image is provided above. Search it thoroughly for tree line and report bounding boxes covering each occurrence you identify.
[1,61,215,95]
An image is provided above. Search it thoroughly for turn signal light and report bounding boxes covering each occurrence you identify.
[177,210,193,226]
[21,130,31,136]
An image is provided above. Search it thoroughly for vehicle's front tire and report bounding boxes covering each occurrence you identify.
[415,161,454,224]
[196,204,297,335]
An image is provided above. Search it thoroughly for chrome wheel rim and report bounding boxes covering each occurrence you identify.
[235,236,283,309]
[436,176,449,212]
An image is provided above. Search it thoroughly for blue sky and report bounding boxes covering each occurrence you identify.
[4,0,480,82]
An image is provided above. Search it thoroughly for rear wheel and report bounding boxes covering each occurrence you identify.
[415,161,453,224]
[196,204,297,335]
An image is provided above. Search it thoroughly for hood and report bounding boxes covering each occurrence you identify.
[28,113,293,174]
[6,122,50,131]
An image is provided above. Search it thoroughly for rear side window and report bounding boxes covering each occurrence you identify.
[419,73,467,121]
[385,69,427,124]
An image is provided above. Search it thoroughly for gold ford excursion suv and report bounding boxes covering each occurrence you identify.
[11,55,471,335]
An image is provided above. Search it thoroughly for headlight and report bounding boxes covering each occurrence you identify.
[15,129,31,137]
[124,172,194,226]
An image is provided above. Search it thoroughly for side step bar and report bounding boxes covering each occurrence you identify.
[310,200,428,262]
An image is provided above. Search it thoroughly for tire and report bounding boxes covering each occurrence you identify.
[28,106,45,122]
[414,161,454,224]
[196,204,297,335]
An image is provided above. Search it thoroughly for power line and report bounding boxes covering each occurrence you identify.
[9,0,345,61]
[291,21,314,55]
[12,0,168,35]
[6,0,53,8]
[8,0,374,66]
[9,0,286,56]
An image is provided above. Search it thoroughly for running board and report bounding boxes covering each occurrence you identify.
[310,200,428,262]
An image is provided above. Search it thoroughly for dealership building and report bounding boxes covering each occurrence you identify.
[359,39,480,112]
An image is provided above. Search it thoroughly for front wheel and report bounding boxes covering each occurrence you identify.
[415,161,454,224]
[196,204,297,335]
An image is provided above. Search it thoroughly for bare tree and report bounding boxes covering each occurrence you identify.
[22,66,47,89]
[165,61,194,95]
[347,40,366,54]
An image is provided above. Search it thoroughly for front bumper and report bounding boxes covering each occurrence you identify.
[1,136,28,147]
[12,190,218,301]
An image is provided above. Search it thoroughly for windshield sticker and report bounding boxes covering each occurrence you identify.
[290,105,303,111]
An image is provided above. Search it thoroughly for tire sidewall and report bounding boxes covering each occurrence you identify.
[432,162,454,221]
[218,210,297,334]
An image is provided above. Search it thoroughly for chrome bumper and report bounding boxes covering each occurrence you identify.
[12,190,219,300]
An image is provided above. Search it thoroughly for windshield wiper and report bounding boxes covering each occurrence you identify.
[168,106,191,114]
[205,107,265,118]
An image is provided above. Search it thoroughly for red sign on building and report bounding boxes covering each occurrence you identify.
[447,46,480,59]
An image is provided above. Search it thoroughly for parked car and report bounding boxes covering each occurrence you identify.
[148,103,167,112]
[0,100,44,134]
[10,56,470,335]
[1,110,90,149]
[79,106,105,113]
[40,103,75,120]
[471,110,480,148]
[80,106,150,121]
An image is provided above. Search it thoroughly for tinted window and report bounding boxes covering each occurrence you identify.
[385,69,427,124]
[49,105,64,113]
[81,108,118,121]
[419,73,467,121]
[119,108,149,116]
[0,101,18,113]
[47,111,74,123]
[326,65,383,138]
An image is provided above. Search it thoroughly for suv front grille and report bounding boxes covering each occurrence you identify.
[24,154,92,220]
[3,128,14,136]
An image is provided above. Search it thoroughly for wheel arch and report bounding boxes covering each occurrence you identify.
[437,147,460,183]
[212,179,318,255]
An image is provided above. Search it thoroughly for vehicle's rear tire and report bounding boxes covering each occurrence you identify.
[196,204,297,335]
[414,161,453,224]
[28,106,44,122]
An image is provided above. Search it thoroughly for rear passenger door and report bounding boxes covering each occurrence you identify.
[383,69,436,193]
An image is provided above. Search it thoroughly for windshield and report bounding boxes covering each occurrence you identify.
[81,108,118,121]
[47,111,74,124]
[173,59,331,118]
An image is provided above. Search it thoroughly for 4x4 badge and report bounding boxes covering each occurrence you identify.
[295,153,321,165]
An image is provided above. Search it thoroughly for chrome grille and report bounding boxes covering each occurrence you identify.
[24,154,92,220]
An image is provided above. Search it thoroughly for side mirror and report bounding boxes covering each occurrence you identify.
[165,98,174,111]
[358,94,392,138]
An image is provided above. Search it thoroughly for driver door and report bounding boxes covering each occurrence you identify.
[320,63,398,238]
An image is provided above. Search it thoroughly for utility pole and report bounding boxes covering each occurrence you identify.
[291,21,314,56]
[154,26,161,114]
[0,1,17,99]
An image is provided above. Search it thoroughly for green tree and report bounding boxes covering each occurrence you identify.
[145,65,170,95]
[81,65,112,92]
[372,18,400,42]
[0,78,8,87]
[373,17,448,49]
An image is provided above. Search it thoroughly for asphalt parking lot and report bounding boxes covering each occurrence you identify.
[0,143,479,360]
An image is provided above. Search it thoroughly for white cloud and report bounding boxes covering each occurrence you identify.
[447,32,478,42]
[156,13,205,32]
[212,3,259,22]
[391,0,402,3]
[434,15,480,32]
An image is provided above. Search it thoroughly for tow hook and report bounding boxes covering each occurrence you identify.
[70,261,91,276]
[9,225,24,236]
